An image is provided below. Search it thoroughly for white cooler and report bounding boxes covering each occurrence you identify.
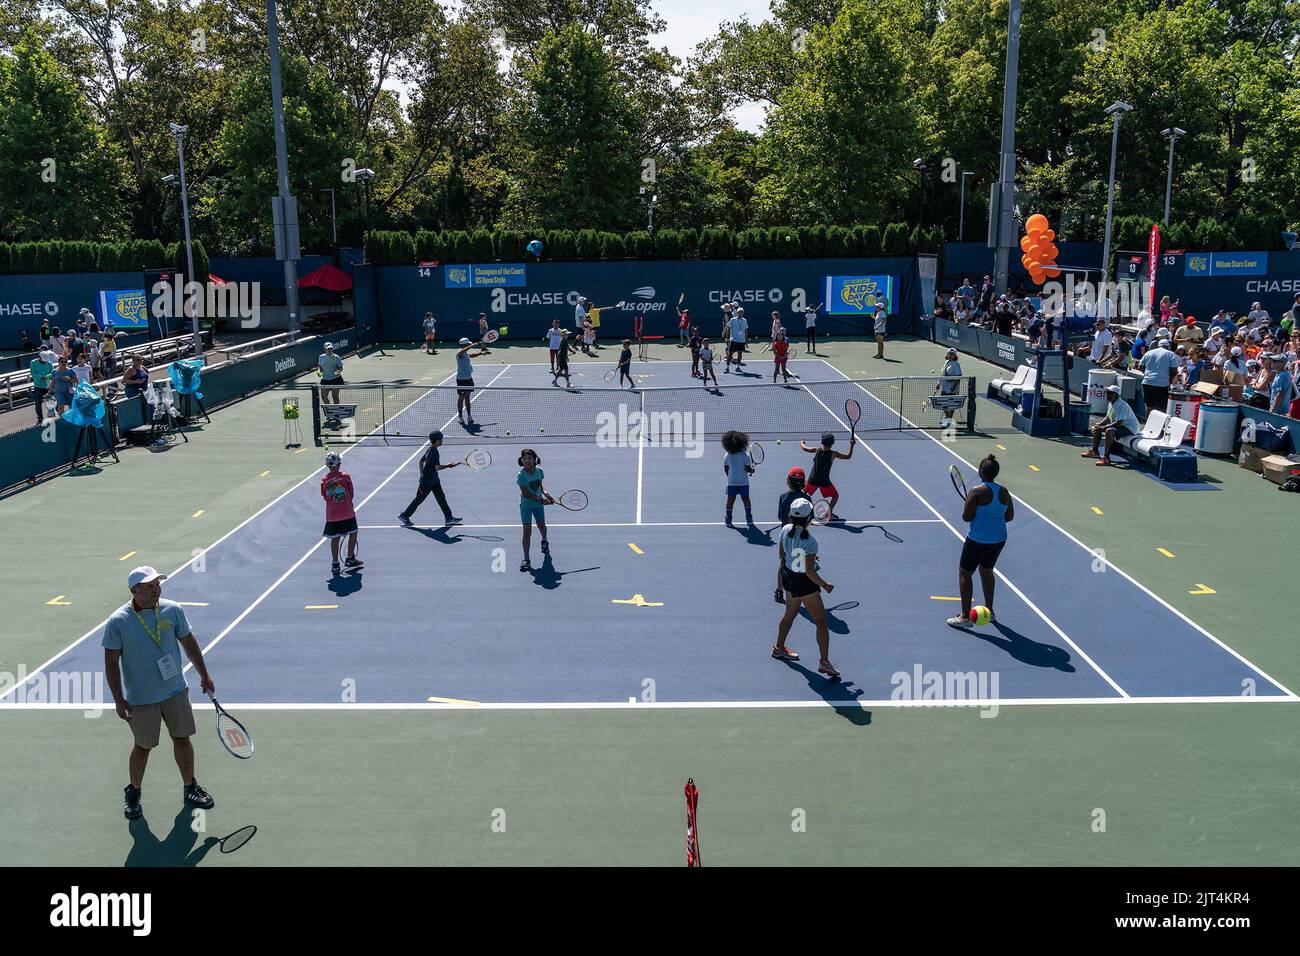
[1194,402,1238,455]
[1087,369,1118,414]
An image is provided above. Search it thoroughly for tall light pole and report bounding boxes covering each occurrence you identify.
[1161,127,1185,225]
[1099,101,1133,321]
[959,171,975,242]
[912,158,928,231]
[639,186,656,234]
[266,0,300,340]
[167,123,202,356]
[990,0,1022,296]
[320,187,338,250]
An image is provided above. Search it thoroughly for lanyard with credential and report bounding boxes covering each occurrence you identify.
[133,608,164,648]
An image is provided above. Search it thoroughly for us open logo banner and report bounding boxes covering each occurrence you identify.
[824,274,895,314]
[97,289,149,328]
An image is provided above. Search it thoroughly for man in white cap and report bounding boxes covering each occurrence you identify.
[1136,336,1177,415]
[317,341,345,424]
[1247,301,1270,330]
[103,566,216,820]
[28,348,55,424]
[1081,385,1140,466]
[939,347,962,395]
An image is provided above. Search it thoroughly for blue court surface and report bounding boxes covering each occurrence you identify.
[11,357,1295,710]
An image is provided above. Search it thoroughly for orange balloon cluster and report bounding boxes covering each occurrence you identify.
[1020,213,1060,286]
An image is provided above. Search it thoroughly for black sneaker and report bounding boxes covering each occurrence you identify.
[123,784,142,820]
[331,561,341,577]
[184,780,214,810]
[445,516,463,526]
[397,514,413,527]
[519,558,532,572]
[344,556,363,570]
[540,538,550,555]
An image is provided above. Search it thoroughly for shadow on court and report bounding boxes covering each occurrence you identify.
[125,806,214,867]
[777,659,871,726]
[327,570,364,598]
[527,554,601,590]
[973,620,1076,672]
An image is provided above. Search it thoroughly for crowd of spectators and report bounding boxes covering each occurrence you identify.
[934,275,1300,420]
[25,308,141,423]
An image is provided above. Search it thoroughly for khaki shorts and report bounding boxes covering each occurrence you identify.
[129,689,197,749]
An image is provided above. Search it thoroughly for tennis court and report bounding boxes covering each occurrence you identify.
[9,356,1291,711]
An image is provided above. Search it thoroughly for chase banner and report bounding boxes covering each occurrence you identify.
[824,274,895,314]
[445,263,527,289]
[98,289,149,328]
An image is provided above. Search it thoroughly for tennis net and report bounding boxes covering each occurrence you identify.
[313,375,976,445]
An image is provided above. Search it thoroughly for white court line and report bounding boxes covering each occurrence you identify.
[793,372,1130,698]
[183,365,515,671]
[0,366,467,703]
[357,519,941,529]
[636,388,646,524]
[4,695,1294,712]
[817,358,1300,701]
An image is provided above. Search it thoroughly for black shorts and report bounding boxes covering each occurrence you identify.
[457,378,474,394]
[323,517,358,539]
[959,538,1005,573]
[729,341,745,355]
[321,377,344,387]
[1103,423,1134,438]
[781,566,819,599]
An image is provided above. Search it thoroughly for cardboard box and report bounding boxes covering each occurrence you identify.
[1199,368,1224,386]
[1191,382,1220,398]
[1239,443,1266,473]
[1261,454,1300,486]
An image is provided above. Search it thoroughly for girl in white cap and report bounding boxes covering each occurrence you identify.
[772,498,838,680]
[321,452,362,576]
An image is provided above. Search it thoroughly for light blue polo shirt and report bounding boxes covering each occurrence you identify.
[1272,370,1295,413]
[102,599,192,705]
[780,526,819,572]
[1139,347,1177,387]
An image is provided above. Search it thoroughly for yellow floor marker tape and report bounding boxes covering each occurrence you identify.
[259,470,271,477]
[192,510,204,518]
[627,543,644,554]
[1028,465,1041,472]
[118,551,137,561]
[305,604,339,610]
[295,448,310,454]
[426,696,481,707]
[1157,548,1175,558]
[929,595,960,601]
[612,594,663,607]
[1091,507,1103,515]
[46,596,71,606]
[996,444,1007,450]
[1188,584,1216,595]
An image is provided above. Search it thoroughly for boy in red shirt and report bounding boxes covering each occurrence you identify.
[321,453,363,576]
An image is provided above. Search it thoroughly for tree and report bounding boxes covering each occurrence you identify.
[500,25,640,229]
[0,29,126,241]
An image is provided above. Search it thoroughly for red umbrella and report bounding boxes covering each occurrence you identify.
[298,263,353,292]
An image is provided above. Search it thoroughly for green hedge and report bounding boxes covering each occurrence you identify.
[0,239,173,274]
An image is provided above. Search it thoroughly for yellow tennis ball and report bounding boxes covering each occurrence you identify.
[970,606,992,626]
[775,439,782,445]
[539,427,544,432]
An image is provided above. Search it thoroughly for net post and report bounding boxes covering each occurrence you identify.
[965,376,977,434]
[380,384,389,446]
[897,376,905,430]
[311,385,322,446]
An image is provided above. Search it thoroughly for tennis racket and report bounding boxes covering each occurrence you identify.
[678,293,686,307]
[748,441,765,465]
[949,464,968,500]
[479,329,499,345]
[207,692,253,759]
[554,489,589,512]
[460,447,491,470]
[845,398,862,439]
[787,346,798,360]
[812,499,832,525]
[603,368,617,382]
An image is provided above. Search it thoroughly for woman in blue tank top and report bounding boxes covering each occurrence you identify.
[948,454,1014,629]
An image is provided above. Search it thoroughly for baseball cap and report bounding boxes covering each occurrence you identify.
[946,347,958,357]
[1105,385,1120,396]
[787,466,806,480]
[39,349,55,362]
[1158,339,1171,348]
[459,337,471,345]
[325,452,342,468]
[324,341,334,350]
[127,566,167,590]
[788,498,813,519]
[1231,346,1242,356]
